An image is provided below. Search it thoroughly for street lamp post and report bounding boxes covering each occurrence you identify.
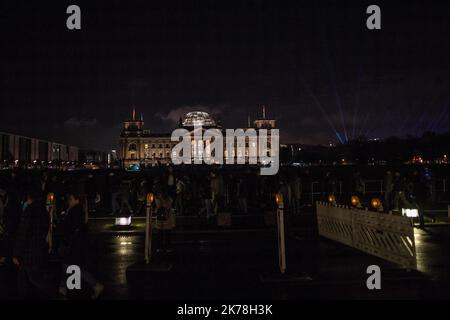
[145,193,154,264]
[275,193,286,274]
[46,193,56,254]
[126,192,172,275]
[259,193,311,283]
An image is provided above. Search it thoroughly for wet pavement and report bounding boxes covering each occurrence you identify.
[1,214,450,300]
[85,218,450,299]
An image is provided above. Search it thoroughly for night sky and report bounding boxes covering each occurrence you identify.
[1,0,450,150]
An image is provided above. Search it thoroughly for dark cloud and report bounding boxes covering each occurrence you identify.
[1,0,449,150]
[64,117,98,127]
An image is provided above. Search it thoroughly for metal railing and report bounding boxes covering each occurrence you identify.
[316,202,417,269]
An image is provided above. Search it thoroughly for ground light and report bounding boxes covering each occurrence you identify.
[115,216,132,226]
[402,208,419,218]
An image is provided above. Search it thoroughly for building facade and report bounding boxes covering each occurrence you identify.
[119,107,277,168]
[0,132,79,164]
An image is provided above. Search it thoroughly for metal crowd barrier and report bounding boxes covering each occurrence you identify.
[316,202,417,270]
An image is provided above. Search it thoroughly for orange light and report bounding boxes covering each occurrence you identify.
[328,195,336,204]
[47,193,55,203]
[371,198,382,209]
[146,193,154,204]
[275,193,284,207]
[351,196,360,206]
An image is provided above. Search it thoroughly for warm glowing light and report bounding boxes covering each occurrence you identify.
[328,195,336,204]
[371,198,382,209]
[146,193,154,204]
[115,216,132,226]
[351,196,360,206]
[47,193,55,203]
[275,193,284,206]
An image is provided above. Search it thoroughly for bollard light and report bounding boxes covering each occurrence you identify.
[115,216,132,226]
[371,198,382,210]
[328,194,336,205]
[275,193,284,207]
[146,193,154,206]
[351,195,360,207]
[402,208,419,218]
[47,193,55,205]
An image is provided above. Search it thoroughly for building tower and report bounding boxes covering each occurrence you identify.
[119,108,145,163]
[254,105,276,129]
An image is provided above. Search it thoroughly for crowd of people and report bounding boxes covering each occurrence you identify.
[321,168,438,228]
[0,166,302,298]
[0,170,104,299]
[0,165,444,298]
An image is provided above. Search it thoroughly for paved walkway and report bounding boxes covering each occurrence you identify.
[1,216,449,299]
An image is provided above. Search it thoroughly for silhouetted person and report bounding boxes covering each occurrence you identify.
[0,190,21,265]
[58,193,103,299]
[291,174,302,214]
[13,188,51,298]
[210,172,220,215]
[0,189,6,266]
[120,180,133,214]
[352,171,365,198]
[175,177,185,216]
[155,190,174,253]
[237,177,248,214]
[107,172,120,215]
[85,174,98,214]
[384,171,394,211]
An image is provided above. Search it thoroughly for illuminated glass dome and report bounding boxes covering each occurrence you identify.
[182,111,216,127]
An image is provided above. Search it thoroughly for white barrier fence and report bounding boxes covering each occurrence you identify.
[316,202,417,270]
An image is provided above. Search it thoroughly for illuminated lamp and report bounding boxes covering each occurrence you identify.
[275,193,284,207]
[146,193,154,207]
[328,194,336,205]
[115,216,132,226]
[402,208,419,218]
[371,198,382,209]
[47,193,55,205]
[351,196,360,207]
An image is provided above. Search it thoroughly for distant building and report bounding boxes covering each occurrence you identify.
[119,108,175,167]
[78,149,109,164]
[253,105,276,129]
[0,131,79,164]
[119,106,277,168]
